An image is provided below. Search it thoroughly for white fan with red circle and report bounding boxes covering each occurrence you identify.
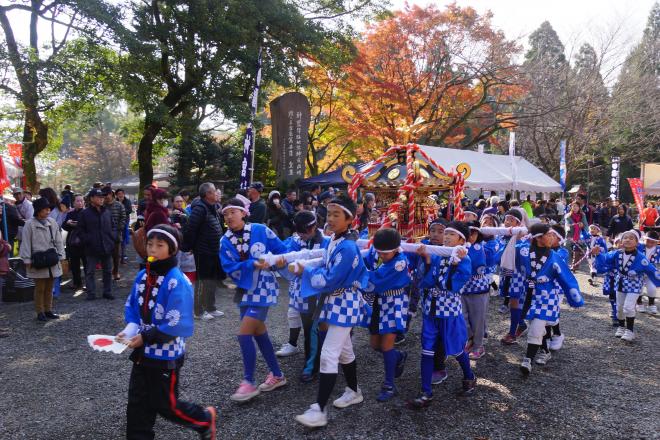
[87,334,129,354]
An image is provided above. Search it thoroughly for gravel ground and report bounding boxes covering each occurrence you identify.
[1,260,659,440]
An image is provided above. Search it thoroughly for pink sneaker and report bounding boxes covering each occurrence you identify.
[230,380,260,402]
[469,346,485,360]
[258,372,287,392]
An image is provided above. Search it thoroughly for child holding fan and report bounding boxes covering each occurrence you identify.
[118,224,216,440]
[219,198,289,402]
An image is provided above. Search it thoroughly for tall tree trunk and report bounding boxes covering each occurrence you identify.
[22,106,48,192]
[137,116,162,198]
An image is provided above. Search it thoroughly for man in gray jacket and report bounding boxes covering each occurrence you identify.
[102,187,127,282]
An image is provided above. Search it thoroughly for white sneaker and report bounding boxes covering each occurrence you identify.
[519,357,532,375]
[295,403,328,427]
[621,329,635,342]
[548,334,565,351]
[637,304,646,313]
[209,310,224,317]
[614,326,625,338]
[201,311,214,321]
[647,305,658,315]
[332,387,363,409]
[534,350,552,365]
[276,342,299,357]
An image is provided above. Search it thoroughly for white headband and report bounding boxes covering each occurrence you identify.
[222,204,250,215]
[147,228,178,251]
[549,228,564,244]
[376,247,400,253]
[444,227,466,240]
[464,211,478,217]
[505,214,521,224]
[327,202,354,218]
[235,194,251,209]
[621,230,640,241]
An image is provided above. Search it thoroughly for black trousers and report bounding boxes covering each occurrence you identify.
[68,253,86,287]
[126,363,209,440]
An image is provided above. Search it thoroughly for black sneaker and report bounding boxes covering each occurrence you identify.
[44,311,60,319]
[102,294,115,300]
[199,406,217,440]
[37,313,47,322]
[407,392,433,409]
[394,333,406,345]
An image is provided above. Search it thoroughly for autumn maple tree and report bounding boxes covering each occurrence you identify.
[336,4,524,156]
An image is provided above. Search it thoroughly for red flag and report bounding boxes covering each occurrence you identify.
[7,143,22,168]
[627,178,645,215]
[0,158,10,192]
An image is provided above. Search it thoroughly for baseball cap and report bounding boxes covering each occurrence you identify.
[88,188,104,198]
[249,182,264,192]
[11,187,23,194]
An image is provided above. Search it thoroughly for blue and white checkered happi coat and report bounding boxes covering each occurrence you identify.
[527,287,562,321]
[602,269,617,295]
[462,274,490,294]
[374,290,409,333]
[499,271,526,300]
[596,249,660,295]
[423,289,463,318]
[320,287,364,327]
[517,248,584,322]
[125,268,195,362]
[143,330,186,360]
[241,271,279,307]
[462,243,490,295]
[287,277,310,313]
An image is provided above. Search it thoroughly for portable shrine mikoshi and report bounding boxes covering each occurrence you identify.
[343,143,471,240]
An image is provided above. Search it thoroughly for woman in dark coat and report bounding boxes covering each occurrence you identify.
[266,191,289,239]
[608,204,634,241]
[62,194,87,290]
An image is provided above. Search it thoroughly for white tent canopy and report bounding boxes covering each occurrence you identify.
[419,145,562,193]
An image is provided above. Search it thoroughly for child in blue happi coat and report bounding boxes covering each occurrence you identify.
[601,235,621,326]
[295,196,369,428]
[636,231,659,314]
[498,209,530,345]
[479,213,503,294]
[407,218,451,385]
[276,211,330,383]
[518,223,584,374]
[219,198,288,403]
[409,221,475,408]
[118,224,216,440]
[545,224,571,351]
[363,228,411,402]
[592,229,660,342]
[586,224,607,286]
[461,222,498,360]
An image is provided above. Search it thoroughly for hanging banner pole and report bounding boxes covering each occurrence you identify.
[239,41,264,189]
[508,131,517,195]
[610,156,620,201]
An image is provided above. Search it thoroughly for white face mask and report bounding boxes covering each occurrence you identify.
[161,199,169,208]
